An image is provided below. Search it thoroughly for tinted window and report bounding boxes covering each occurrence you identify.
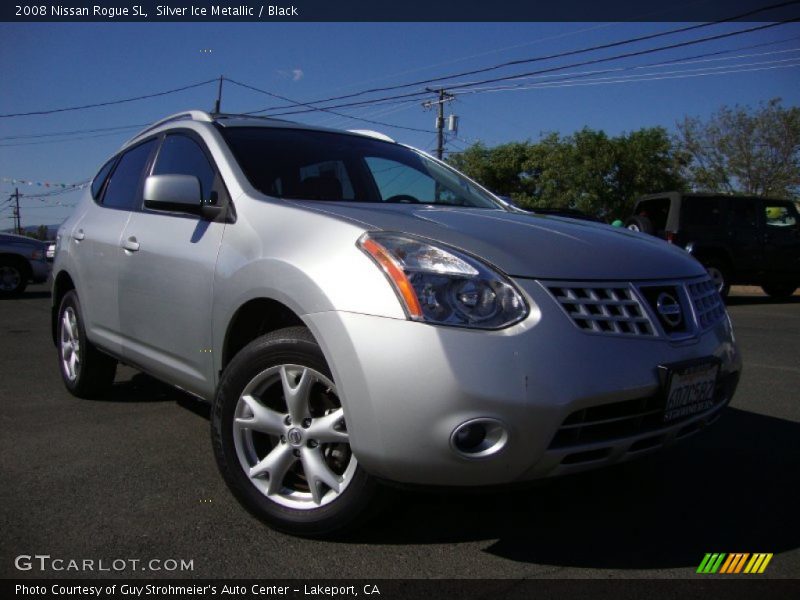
[729,198,759,229]
[91,158,116,200]
[220,127,500,208]
[102,140,156,210]
[153,134,216,202]
[681,197,724,228]
[765,202,798,228]
[635,198,669,232]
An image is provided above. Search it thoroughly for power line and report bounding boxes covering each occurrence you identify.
[225,78,436,133]
[0,127,144,148]
[452,54,800,96]
[453,60,800,96]
[264,19,798,117]
[0,123,149,141]
[249,1,800,114]
[450,45,800,93]
[5,33,797,146]
[0,79,218,119]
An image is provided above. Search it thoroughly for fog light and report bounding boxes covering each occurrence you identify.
[454,423,486,450]
[450,418,508,458]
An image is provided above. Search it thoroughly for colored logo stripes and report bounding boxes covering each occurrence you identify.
[697,553,773,574]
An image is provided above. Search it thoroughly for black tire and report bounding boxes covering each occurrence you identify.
[761,283,798,298]
[624,215,655,235]
[211,326,377,537]
[0,256,29,296]
[701,259,731,300]
[56,290,117,398]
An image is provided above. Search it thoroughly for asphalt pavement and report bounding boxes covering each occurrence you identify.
[1,284,798,579]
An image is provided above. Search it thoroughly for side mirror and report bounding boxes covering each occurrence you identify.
[143,174,225,221]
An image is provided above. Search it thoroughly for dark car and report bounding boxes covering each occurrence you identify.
[626,192,800,298]
[0,232,52,295]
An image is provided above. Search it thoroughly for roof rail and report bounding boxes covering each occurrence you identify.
[347,129,395,143]
[123,110,214,146]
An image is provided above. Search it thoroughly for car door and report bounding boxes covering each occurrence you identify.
[70,139,157,356]
[762,200,800,280]
[117,132,228,398]
[726,196,763,278]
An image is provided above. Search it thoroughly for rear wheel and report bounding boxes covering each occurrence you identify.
[0,257,28,296]
[761,283,797,298]
[57,290,117,398]
[211,326,377,536]
[624,215,654,235]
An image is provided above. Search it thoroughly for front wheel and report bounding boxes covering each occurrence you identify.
[211,327,376,536]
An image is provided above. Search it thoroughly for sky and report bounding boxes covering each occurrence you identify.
[1,20,799,227]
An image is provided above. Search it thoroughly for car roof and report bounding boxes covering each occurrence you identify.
[637,191,792,204]
[122,110,397,150]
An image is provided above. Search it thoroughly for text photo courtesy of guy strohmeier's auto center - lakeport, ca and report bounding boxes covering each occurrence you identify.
[1,0,799,595]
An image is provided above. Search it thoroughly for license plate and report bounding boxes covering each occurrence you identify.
[663,361,719,423]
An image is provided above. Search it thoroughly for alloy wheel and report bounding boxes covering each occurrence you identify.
[60,306,81,382]
[232,364,356,509]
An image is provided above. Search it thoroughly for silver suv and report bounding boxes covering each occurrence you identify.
[52,111,742,535]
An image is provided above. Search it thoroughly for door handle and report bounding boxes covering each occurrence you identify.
[73,229,85,241]
[122,236,140,252]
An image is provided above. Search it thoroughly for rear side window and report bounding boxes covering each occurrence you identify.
[91,158,116,200]
[764,202,798,228]
[102,140,157,210]
[152,134,216,203]
[729,198,759,228]
[635,198,669,232]
[681,197,725,229]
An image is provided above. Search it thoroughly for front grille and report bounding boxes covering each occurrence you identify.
[688,279,726,330]
[638,285,690,336]
[546,285,656,337]
[548,373,735,450]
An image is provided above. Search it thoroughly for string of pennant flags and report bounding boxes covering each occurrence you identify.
[3,177,88,190]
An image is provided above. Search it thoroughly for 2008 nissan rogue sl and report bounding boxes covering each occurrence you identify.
[52,111,742,535]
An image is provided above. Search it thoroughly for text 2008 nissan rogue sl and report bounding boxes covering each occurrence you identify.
[52,111,741,535]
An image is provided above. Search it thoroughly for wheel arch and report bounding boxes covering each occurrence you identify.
[0,252,32,280]
[51,270,76,345]
[220,297,307,374]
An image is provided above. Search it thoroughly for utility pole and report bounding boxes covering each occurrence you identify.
[12,187,21,234]
[423,88,454,160]
[213,75,224,114]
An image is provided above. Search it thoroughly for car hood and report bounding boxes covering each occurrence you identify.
[292,202,707,280]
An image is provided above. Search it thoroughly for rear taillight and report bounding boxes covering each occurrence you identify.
[666,231,676,244]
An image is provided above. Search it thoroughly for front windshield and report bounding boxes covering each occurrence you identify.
[220,126,501,209]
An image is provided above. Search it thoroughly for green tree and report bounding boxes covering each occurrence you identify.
[676,98,800,198]
[450,127,685,219]
[448,141,536,200]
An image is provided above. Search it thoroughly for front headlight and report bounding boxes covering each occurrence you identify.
[357,232,528,329]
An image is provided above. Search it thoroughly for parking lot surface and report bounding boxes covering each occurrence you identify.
[1,284,798,579]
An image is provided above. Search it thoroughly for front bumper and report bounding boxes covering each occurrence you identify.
[305,279,741,486]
